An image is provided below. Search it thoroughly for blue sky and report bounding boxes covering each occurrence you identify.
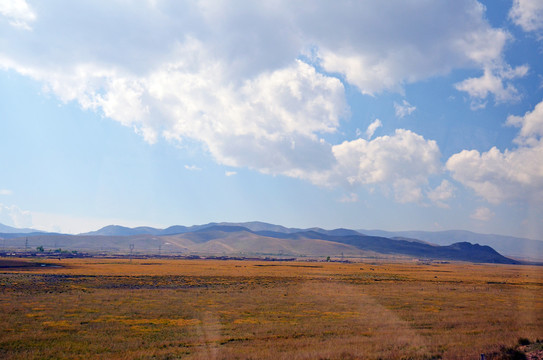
[1,0,543,239]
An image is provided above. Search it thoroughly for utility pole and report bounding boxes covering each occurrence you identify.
[129,244,134,262]
[25,237,29,253]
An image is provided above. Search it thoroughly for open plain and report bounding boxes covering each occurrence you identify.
[0,257,542,359]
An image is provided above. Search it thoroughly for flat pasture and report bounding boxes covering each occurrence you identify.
[0,258,542,359]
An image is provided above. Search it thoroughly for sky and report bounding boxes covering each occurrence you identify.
[1,0,543,239]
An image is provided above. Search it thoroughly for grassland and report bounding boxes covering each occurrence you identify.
[0,258,542,359]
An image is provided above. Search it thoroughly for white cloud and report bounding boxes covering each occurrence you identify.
[447,144,543,204]
[510,0,543,33]
[0,203,32,228]
[0,1,510,204]
[394,100,416,118]
[455,65,529,109]
[0,189,12,196]
[331,129,441,203]
[447,99,543,204]
[0,0,35,30]
[339,193,358,203]
[506,99,543,146]
[427,180,455,207]
[470,207,495,221]
[148,58,346,177]
[393,179,424,204]
[225,171,237,177]
[315,0,509,94]
[365,119,382,139]
[97,78,152,140]
[0,1,514,99]
[184,165,202,171]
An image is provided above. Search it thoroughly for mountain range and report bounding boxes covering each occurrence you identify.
[0,223,42,234]
[1,221,540,264]
[359,229,543,262]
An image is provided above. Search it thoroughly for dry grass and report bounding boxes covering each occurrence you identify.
[0,258,542,359]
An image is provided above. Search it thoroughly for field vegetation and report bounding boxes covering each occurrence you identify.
[0,258,542,359]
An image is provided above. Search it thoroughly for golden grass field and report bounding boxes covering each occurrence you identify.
[0,257,542,359]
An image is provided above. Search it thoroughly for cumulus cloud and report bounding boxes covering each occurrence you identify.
[365,119,382,139]
[148,58,346,177]
[506,99,543,146]
[0,1,513,203]
[331,129,441,203]
[315,0,509,94]
[471,207,495,221]
[427,180,455,207]
[0,203,32,228]
[225,171,237,177]
[455,65,529,109]
[394,100,416,118]
[510,0,543,33]
[0,189,12,196]
[0,0,35,30]
[447,144,543,203]
[447,99,543,204]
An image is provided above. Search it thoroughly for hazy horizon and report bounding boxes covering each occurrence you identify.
[3,220,542,244]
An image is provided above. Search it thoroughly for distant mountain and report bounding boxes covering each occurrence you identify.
[0,232,55,240]
[82,223,220,236]
[307,228,364,237]
[359,229,543,261]
[161,225,517,264]
[25,221,532,263]
[246,229,517,264]
[0,222,42,234]
[158,225,189,235]
[83,222,363,237]
[226,222,363,236]
[6,223,518,264]
[217,221,297,233]
[389,237,432,245]
[81,225,163,236]
[336,234,516,264]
